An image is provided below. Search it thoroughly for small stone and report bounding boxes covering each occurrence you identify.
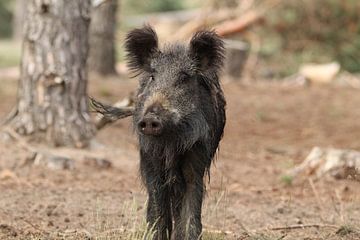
[277,207,285,214]
[84,156,112,169]
[0,132,11,143]
[342,185,350,192]
[34,153,75,170]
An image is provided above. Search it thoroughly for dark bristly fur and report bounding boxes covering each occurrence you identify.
[125,25,159,75]
[125,26,226,240]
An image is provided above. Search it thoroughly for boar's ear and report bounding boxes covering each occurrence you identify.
[189,30,225,75]
[125,25,159,74]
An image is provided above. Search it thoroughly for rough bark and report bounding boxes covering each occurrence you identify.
[88,0,118,76]
[10,0,94,148]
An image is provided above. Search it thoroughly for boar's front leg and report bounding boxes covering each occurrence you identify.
[140,151,172,240]
[172,151,205,240]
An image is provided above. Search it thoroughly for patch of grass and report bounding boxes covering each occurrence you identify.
[256,111,269,122]
[202,231,227,240]
[278,159,295,169]
[280,174,293,186]
[0,39,21,68]
[98,87,113,97]
[336,225,356,237]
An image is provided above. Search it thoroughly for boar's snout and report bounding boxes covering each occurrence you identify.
[138,115,163,136]
[138,103,165,136]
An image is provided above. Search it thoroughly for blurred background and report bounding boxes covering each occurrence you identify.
[0,0,359,79]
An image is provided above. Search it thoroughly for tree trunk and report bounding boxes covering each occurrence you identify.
[88,0,118,76]
[224,39,250,80]
[13,0,26,40]
[10,0,94,148]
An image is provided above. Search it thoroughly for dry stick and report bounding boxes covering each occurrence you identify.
[0,207,50,235]
[172,0,263,41]
[0,106,18,126]
[266,224,338,231]
[215,9,263,37]
[308,178,326,222]
[2,126,36,153]
[203,223,236,236]
[169,8,240,41]
[335,189,345,223]
[215,0,283,37]
[1,126,74,168]
[21,218,50,235]
[90,96,134,130]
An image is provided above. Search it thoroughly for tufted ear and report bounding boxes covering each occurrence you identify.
[125,25,159,73]
[189,30,225,75]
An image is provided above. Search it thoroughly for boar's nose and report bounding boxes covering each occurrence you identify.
[145,102,164,115]
[138,116,163,136]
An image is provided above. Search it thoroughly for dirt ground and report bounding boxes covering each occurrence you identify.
[0,74,360,240]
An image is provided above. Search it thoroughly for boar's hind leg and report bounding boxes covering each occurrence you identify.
[172,153,205,240]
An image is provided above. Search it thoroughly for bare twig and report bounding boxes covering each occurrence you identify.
[266,224,338,231]
[308,178,326,222]
[215,9,264,37]
[90,96,135,130]
[203,224,236,236]
[22,218,50,234]
[2,126,36,153]
[0,207,45,234]
[215,0,283,37]
[1,106,18,126]
[335,189,345,223]
[169,8,239,41]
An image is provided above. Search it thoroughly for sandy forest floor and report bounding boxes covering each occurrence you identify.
[0,73,360,240]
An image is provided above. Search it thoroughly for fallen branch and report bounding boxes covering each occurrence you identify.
[203,224,236,236]
[1,106,18,126]
[90,96,135,130]
[2,126,36,153]
[289,147,360,181]
[203,228,235,236]
[215,0,283,37]
[267,224,338,231]
[215,10,264,37]
[169,8,240,41]
[21,219,50,234]
[2,127,75,170]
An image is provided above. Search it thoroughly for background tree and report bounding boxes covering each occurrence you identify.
[88,0,118,76]
[12,0,25,40]
[9,0,94,147]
